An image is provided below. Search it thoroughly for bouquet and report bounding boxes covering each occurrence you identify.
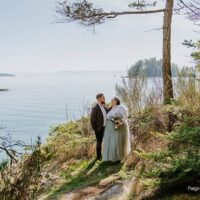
[111,115,124,130]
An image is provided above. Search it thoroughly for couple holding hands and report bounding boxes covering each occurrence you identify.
[91,93,131,162]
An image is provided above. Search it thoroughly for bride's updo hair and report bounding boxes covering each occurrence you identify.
[113,97,120,105]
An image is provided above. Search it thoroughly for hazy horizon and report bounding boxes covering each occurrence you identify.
[0,69,127,75]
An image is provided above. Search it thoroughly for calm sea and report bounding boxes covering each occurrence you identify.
[0,71,125,145]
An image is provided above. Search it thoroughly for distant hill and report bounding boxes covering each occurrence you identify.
[128,57,179,77]
[0,73,15,77]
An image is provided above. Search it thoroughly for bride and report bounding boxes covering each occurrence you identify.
[103,97,131,162]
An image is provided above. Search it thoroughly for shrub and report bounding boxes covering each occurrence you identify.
[45,118,95,163]
[0,138,45,200]
[137,117,200,197]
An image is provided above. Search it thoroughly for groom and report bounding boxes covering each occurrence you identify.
[91,93,107,160]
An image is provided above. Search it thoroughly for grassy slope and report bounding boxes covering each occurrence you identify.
[127,104,200,200]
[39,120,134,200]
[39,104,200,200]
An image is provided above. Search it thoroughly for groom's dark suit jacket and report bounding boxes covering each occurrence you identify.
[91,104,109,132]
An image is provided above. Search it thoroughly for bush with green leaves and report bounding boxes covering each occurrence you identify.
[137,114,200,197]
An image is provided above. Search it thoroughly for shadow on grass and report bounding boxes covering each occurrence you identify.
[46,159,123,200]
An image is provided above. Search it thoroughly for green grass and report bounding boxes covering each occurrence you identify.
[45,160,123,200]
[165,194,200,200]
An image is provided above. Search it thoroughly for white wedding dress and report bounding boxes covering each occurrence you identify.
[102,105,131,162]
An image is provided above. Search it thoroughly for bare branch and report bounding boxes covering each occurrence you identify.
[56,0,165,26]
[0,135,31,162]
[177,0,200,25]
[145,27,163,32]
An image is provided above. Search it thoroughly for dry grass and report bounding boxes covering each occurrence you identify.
[176,72,200,113]
[38,118,97,197]
[116,74,147,116]
[43,119,95,165]
[124,100,200,199]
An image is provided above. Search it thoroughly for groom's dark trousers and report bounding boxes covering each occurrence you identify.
[91,104,105,160]
[94,127,105,159]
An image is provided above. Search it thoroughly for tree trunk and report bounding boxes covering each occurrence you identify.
[162,0,174,104]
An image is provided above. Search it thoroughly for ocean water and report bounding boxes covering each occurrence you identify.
[0,71,125,145]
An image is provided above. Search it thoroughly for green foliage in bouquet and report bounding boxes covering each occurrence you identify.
[111,115,124,129]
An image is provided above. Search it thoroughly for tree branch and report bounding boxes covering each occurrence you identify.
[0,135,28,162]
[178,0,200,24]
[86,9,166,17]
[56,1,165,26]
[179,0,200,18]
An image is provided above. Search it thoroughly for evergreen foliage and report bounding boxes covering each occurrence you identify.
[128,57,179,77]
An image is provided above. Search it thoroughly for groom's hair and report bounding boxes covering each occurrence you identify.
[96,93,104,100]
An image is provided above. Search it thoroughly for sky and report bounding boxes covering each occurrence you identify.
[0,0,199,73]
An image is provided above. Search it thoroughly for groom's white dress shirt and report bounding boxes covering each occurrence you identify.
[98,103,107,127]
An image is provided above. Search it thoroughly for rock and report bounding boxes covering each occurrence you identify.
[98,176,119,188]
[95,177,135,200]
[56,177,136,200]
[60,186,103,200]
[95,184,123,200]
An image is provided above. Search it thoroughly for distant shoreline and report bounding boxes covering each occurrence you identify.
[0,73,15,77]
[0,88,8,91]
